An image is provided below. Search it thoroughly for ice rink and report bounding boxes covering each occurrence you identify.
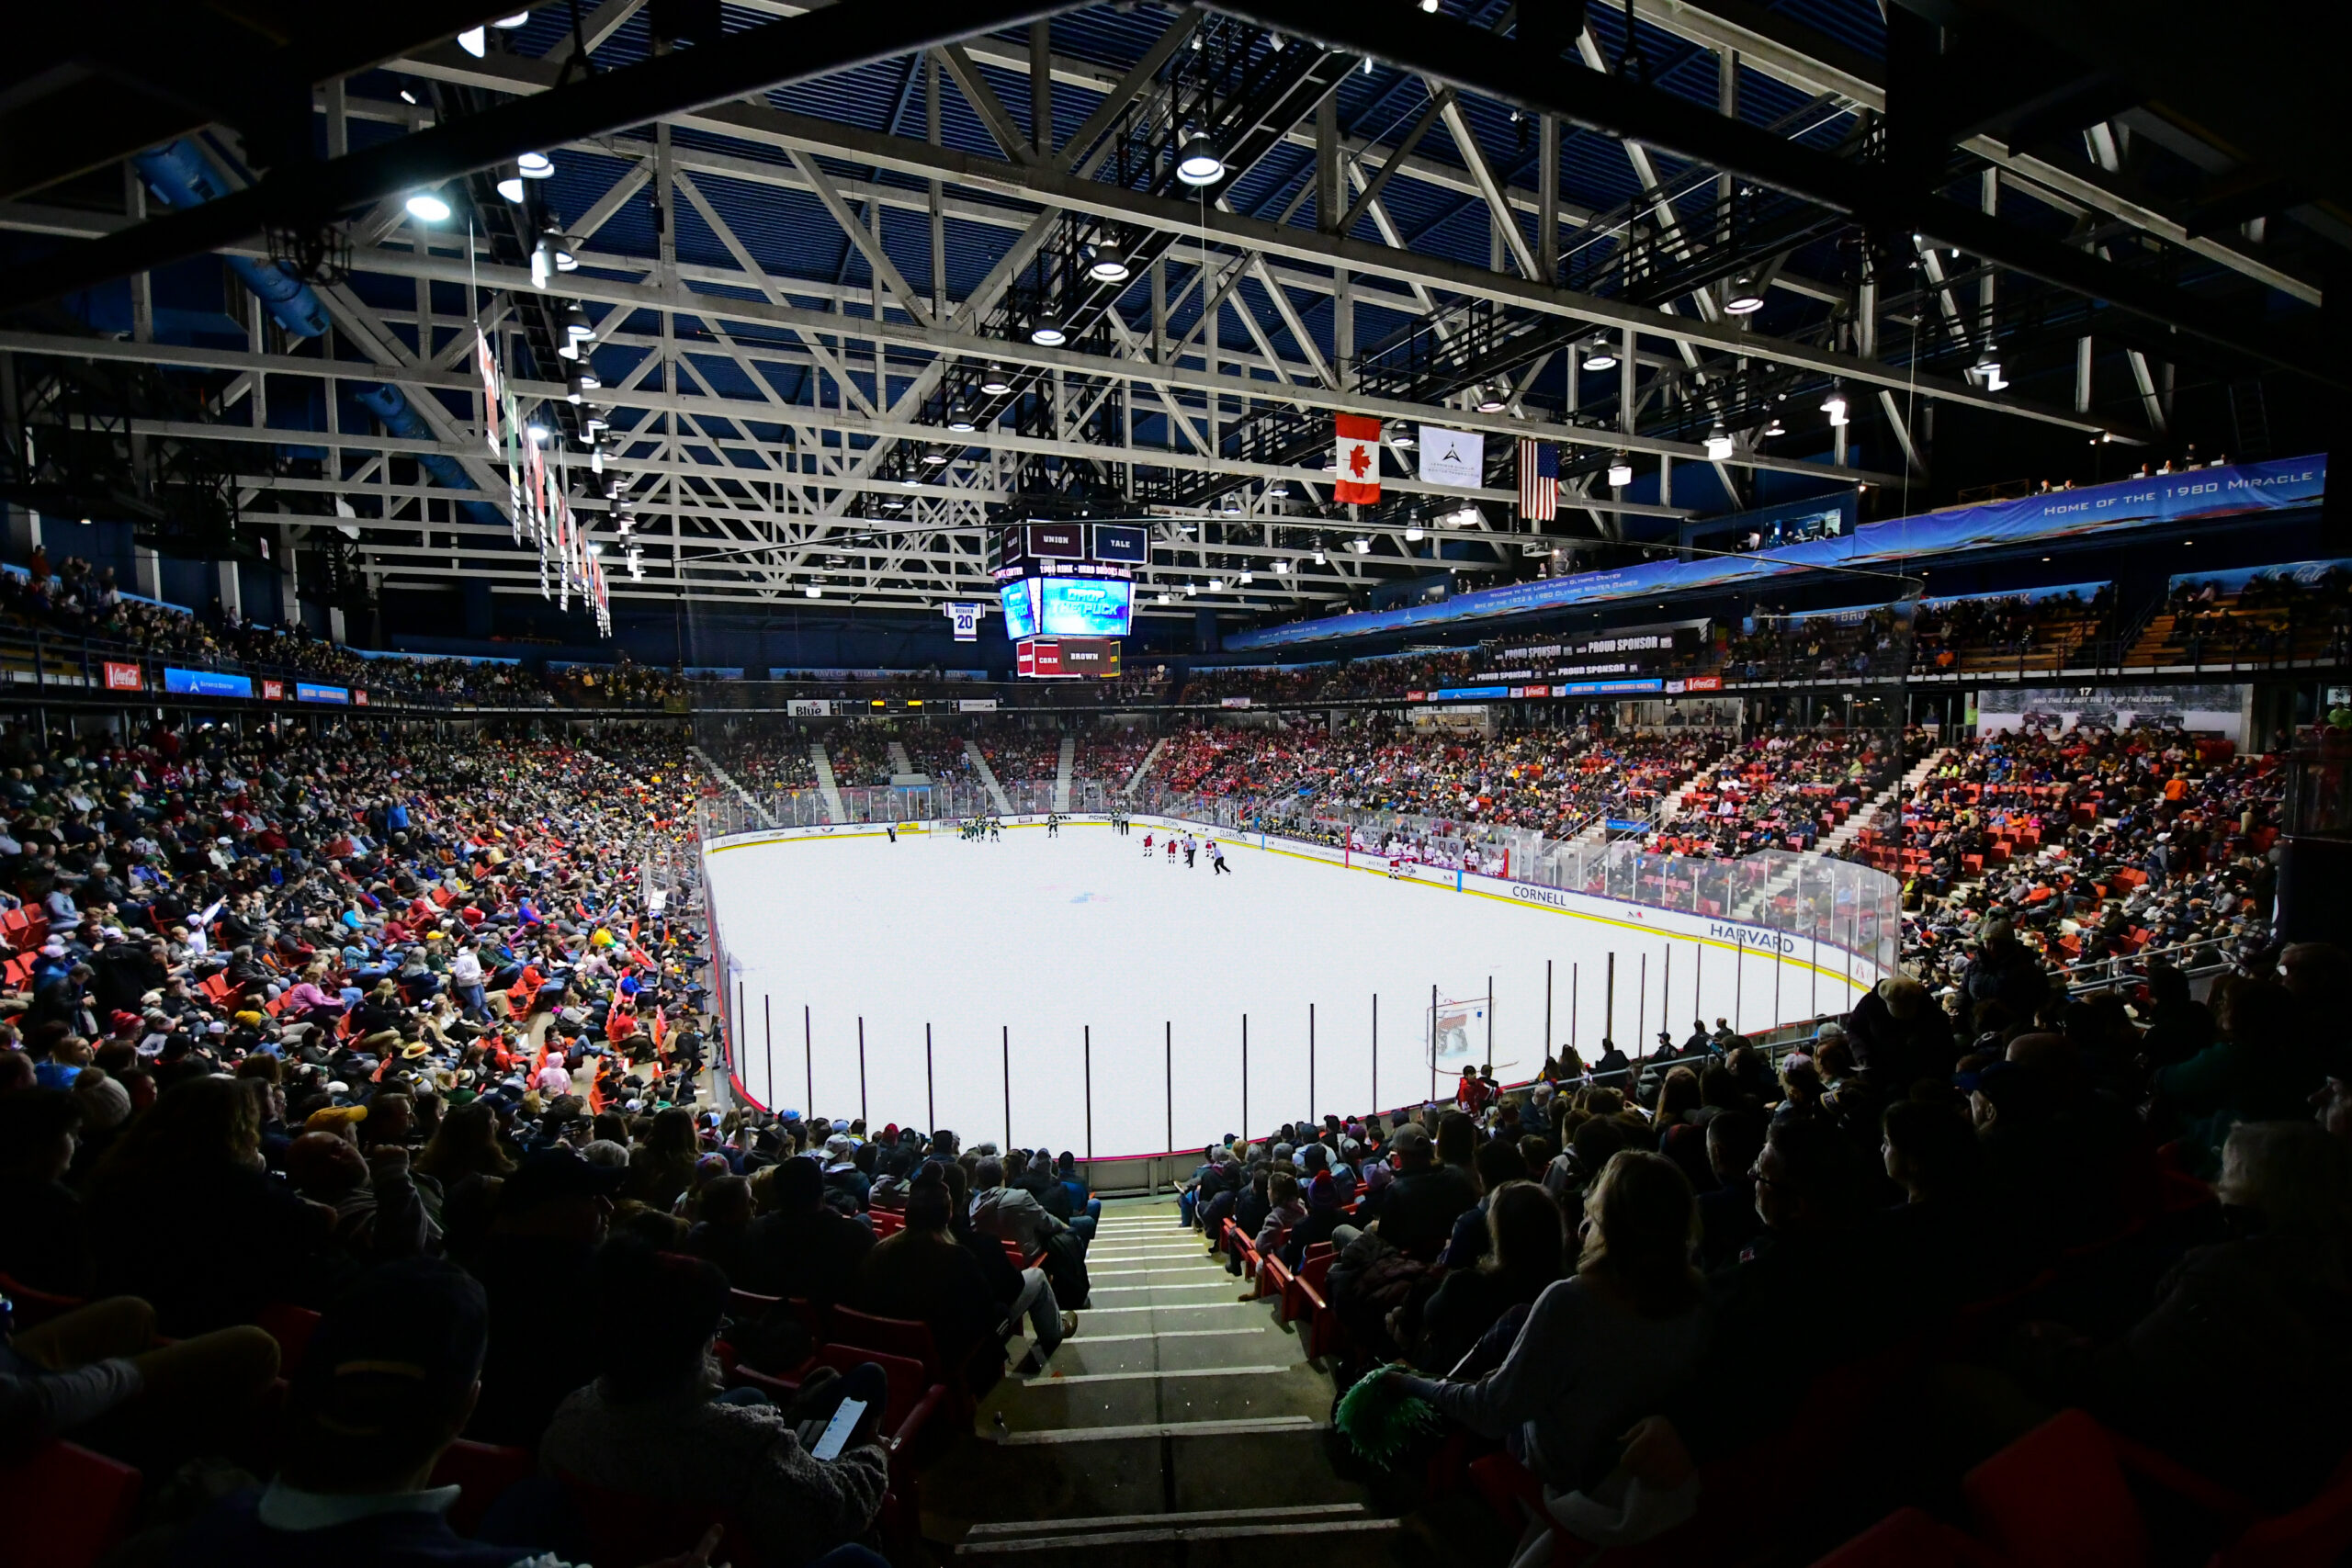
[704,819,1866,1157]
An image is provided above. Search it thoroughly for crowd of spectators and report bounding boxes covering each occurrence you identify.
[1646,728,1914,858]
[2158,567,2352,667]
[1178,650,1478,705]
[821,732,895,788]
[1881,727,2285,1002]
[1910,588,2112,673]
[0,549,686,707]
[1185,926,2352,1562]
[976,728,1062,787]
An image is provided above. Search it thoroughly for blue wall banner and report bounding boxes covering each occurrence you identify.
[1227,455,2325,652]
[163,668,254,698]
[2165,557,2352,594]
[296,682,350,705]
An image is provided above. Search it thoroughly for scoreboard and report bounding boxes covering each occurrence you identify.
[995,522,1146,671]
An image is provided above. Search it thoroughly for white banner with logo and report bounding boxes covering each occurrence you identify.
[1418,426,1486,488]
[957,699,1000,713]
[786,699,832,716]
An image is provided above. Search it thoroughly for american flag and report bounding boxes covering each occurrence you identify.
[1518,437,1558,521]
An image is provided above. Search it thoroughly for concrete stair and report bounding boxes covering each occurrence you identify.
[689,746,776,829]
[965,739,1015,816]
[888,739,914,776]
[920,1201,1396,1565]
[809,741,847,824]
[1122,736,1169,798]
[1821,745,1951,855]
[1052,734,1077,813]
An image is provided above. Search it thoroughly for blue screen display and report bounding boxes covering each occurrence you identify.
[296,682,350,705]
[1040,577,1133,637]
[164,668,254,698]
[999,579,1039,640]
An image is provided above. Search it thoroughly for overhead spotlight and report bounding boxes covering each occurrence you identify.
[398,86,419,106]
[582,408,608,434]
[1703,423,1734,460]
[921,447,948,466]
[1973,352,2008,391]
[805,582,823,598]
[1762,416,1786,437]
[1266,480,1290,500]
[585,541,605,557]
[531,232,557,288]
[517,151,555,179]
[1581,335,1619,372]
[1475,384,1507,413]
[1088,236,1131,283]
[1311,547,1327,564]
[945,403,976,433]
[1403,524,1425,541]
[1238,570,1254,584]
[1182,582,1198,596]
[526,419,551,443]
[1208,578,1227,592]
[1724,273,1764,314]
[1822,386,1849,426]
[1387,422,1416,449]
[1419,0,1440,11]
[1350,536,1372,554]
[555,234,579,272]
[1442,504,1480,527]
[1176,130,1226,186]
[1029,306,1066,346]
[404,190,452,222]
[458,26,487,56]
[563,301,594,345]
[493,10,531,26]
[900,473,922,488]
[979,363,1012,395]
[1607,452,1633,487]
[496,165,526,204]
[1273,559,1291,573]
[567,367,598,402]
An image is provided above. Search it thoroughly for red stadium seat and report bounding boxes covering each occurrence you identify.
[0,1442,141,1568]
[1812,1508,2006,1567]
[428,1439,535,1537]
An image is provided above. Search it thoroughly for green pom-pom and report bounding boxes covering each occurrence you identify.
[1334,1365,1441,1465]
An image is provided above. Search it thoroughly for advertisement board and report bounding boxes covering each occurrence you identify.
[163,668,254,698]
[786,699,832,716]
[261,680,285,701]
[1038,576,1132,637]
[297,682,350,705]
[102,661,141,692]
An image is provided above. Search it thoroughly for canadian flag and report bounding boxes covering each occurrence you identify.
[1333,413,1382,504]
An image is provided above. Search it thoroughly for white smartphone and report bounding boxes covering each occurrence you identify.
[810,1396,866,1461]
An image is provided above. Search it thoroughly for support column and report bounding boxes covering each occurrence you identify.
[133,547,161,600]
[217,560,242,622]
[1537,114,1559,285]
[1030,21,1053,156]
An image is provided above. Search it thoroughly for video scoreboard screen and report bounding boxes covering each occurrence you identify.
[995,521,1145,648]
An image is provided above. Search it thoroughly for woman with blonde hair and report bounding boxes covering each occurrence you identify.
[1386,1150,1710,1492]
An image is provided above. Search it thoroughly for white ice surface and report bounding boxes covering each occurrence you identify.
[705,821,1860,1157]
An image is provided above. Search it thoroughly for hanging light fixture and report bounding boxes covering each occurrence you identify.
[566,367,598,402]
[1475,384,1508,413]
[562,301,594,347]
[1404,524,1425,541]
[1177,130,1226,186]
[922,447,948,466]
[1273,559,1291,573]
[1208,577,1227,592]
[517,151,555,180]
[458,26,487,56]
[1973,352,2008,391]
[496,164,526,204]
[1724,273,1765,314]
[1029,306,1066,346]
[1088,234,1131,283]
[404,190,452,222]
[493,11,532,27]
[1312,547,1327,565]
[1238,570,1254,584]
[946,403,976,434]
[530,232,557,288]
[526,418,550,444]
[1581,335,1619,372]
[1387,422,1416,449]
[1703,423,1734,460]
[979,363,1012,395]
[1607,452,1634,487]
[1822,385,1849,426]
[1266,480,1290,500]
[1350,537,1372,553]
[805,581,823,598]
